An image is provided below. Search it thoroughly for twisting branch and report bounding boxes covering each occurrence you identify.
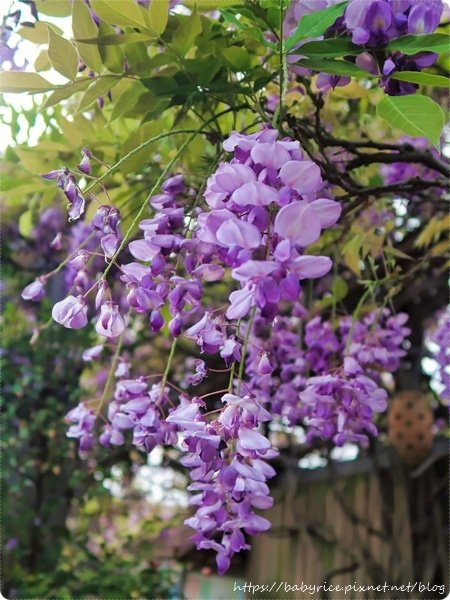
[285,84,450,212]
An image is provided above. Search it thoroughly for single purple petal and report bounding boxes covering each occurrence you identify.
[128,239,160,261]
[279,161,322,195]
[231,182,279,207]
[238,427,271,451]
[292,255,332,279]
[231,260,278,283]
[274,202,321,246]
[21,279,45,302]
[309,198,342,228]
[226,286,255,320]
[216,219,262,250]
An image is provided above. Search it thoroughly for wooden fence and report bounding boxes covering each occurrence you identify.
[246,439,448,599]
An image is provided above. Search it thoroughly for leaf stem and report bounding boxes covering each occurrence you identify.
[161,338,178,391]
[237,305,257,394]
[95,331,125,417]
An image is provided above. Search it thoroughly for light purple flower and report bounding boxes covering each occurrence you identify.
[274,202,322,246]
[278,161,322,195]
[95,302,125,338]
[52,295,88,329]
[21,279,45,302]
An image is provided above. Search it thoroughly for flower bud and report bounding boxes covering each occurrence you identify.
[95,302,125,338]
[21,279,45,302]
[150,310,164,333]
[52,295,88,329]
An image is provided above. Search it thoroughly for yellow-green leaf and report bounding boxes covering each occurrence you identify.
[109,80,146,122]
[172,6,202,57]
[19,210,34,238]
[342,235,362,277]
[222,46,251,71]
[148,0,169,35]
[72,0,103,72]
[43,78,92,108]
[18,21,63,43]
[97,22,125,73]
[47,26,79,81]
[91,0,149,30]
[77,75,119,112]
[35,0,72,17]
[14,147,57,173]
[184,0,240,7]
[0,71,55,93]
[34,50,51,72]
[415,215,449,248]
[377,94,445,150]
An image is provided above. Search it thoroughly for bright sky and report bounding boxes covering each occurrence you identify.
[0,1,73,151]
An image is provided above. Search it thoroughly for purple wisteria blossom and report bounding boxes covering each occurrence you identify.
[246,308,410,446]
[28,122,417,576]
[52,295,88,329]
[343,0,443,94]
[285,0,444,96]
[199,128,341,321]
[21,278,45,302]
[429,311,450,402]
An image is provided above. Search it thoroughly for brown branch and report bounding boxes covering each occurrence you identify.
[286,85,449,211]
[346,151,449,177]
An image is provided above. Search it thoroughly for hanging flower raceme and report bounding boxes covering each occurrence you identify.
[246,308,410,446]
[429,311,450,403]
[21,125,413,575]
[341,0,443,94]
[284,0,444,95]
[199,128,341,321]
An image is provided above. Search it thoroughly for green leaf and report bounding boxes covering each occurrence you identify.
[72,0,103,72]
[19,210,34,238]
[285,1,348,51]
[148,0,169,36]
[141,97,172,122]
[390,71,450,88]
[222,46,251,71]
[35,0,72,17]
[299,38,361,58]
[297,57,368,77]
[260,0,289,7]
[77,75,120,111]
[376,94,445,150]
[47,26,79,81]
[386,33,449,55]
[97,23,125,73]
[220,10,275,48]
[0,71,55,93]
[332,276,348,300]
[90,0,149,30]
[43,78,92,108]
[77,32,151,45]
[109,80,146,121]
[172,6,202,56]
[17,21,63,43]
[184,0,242,7]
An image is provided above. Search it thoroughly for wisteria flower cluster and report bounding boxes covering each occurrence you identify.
[343,0,443,95]
[246,308,410,447]
[20,127,412,572]
[285,0,444,95]
[429,311,450,402]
